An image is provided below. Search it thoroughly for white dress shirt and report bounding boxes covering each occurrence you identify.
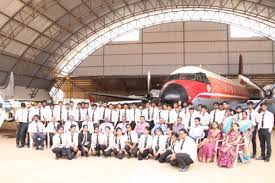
[64,121,79,133]
[152,134,167,153]
[129,108,140,122]
[88,107,101,124]
[65,132,79,148]
[46,121,60,133]
[209,109,224,124]
[245,109,258,127]
[258,110,274,132]
[15,108,29,123]
[74,108,86,121]
[113,135,126,150]
[103,134,115,150]
[51,133,67,149]
[150,107,160,123]
[63,108,76,122]
[81,120,94,134]
[124,131,139,144]
[198,112,210,130]
[233,113,243,122]
[33,107,47,121]
[28,121,46,133]
[91,132,104,150]
[54,106,66,121]
[138,134,153,150]
[116,122,128,134]
[189,125,204,139]
[109,110,118,124]
[183,112,198,129]
[142,108,152,121]
[174,136,197,161]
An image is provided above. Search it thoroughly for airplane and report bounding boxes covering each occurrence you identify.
[88,55,274,113]
[0,72,14,127]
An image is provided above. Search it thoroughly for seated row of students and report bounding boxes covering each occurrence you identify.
[50,123,196,172]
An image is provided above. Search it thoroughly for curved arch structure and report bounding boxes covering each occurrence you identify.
[0,0,274,93]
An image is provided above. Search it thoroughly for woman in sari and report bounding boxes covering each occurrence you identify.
[217,123,243,168]
[198,122,222,163]
[237,111,253,161]
[221,109,234,135]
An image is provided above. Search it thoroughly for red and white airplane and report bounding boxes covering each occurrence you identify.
[88,55,274,110]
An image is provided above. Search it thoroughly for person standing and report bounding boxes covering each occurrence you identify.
[245,101,258,158]
[256,103,274,162]
[15,103,27,148]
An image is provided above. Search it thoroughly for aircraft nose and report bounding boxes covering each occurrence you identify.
[160,84,188,104]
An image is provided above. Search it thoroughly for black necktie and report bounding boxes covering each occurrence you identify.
[144,136,148,148]
[261,113,265,128]
[39,110,41,119]
[59,136,62,144]
[71,134,74,143]
[60,108,62,121]
[27,110,30,122]
[103,108,106,119]
[83,133,87,145]
[128,132,132,142]
[168,111,170,123]
[180,140,184,150]
[156,136,159,151]
[92,109,95,121]
[188,114,193,128]
[165,137,171,148]
[36,122,39,133]
[110,111,112,122]
[118,110,121,122]
[78,109,81,121]
[118,138,121,150]
[51,110,53,117]
[213,109,216,122]
[67,110,69,121]
[147,109,150,120]
[159,111,161,119]
[107,136,110,146]
[96,134,99,145]
[151,108,154,119]
[249,112,252,120]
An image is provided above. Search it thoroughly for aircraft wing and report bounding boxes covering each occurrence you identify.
[87,92,148,101]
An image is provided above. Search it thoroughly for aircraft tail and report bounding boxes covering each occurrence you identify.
[0,72,14,99]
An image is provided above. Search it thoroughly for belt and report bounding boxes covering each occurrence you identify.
[260,128,268,130]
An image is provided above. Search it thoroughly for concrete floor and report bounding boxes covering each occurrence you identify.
[0,122,274,183]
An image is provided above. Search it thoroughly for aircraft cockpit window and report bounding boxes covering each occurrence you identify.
[196,73,210,83]
[179,74,196,80]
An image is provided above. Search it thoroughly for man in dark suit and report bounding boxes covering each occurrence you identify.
[78,125,91,157]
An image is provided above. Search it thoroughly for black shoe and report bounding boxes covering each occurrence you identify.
[16,144,19,148]
[55,156,59,160]
[256,156,265,160]
[85,153,89,157]
[18,145,24,148]
[251,154,256,159]
[264,158,270,162]
[26,144,30,148]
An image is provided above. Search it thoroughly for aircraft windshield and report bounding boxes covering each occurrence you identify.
[168,74,196,81]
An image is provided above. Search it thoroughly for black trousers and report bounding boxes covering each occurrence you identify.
[170,153,194,169]
[113,148,125,159]
[101,145,112,156]
[32,133,46,148]
[66,147,78,160]
[125,144,138,157]
[203,129,209,138]
[137,149,152,160]
[252,125,258,155]
[159,150,173,163]
[19,123,29,146]
[78,145,91,156]
[258,128,272,159]
[52,147,67,158]
[16,122,23,145]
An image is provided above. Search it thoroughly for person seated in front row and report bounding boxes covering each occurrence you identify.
[78,125,91,157]
[172,117,185,134]
[188,117,204,142]
[64,115,79,133]
[124,124,139,158]
[198,121,222,163]
[217,123,243,168]
[99,118,114,134]
[91,126,104,156]
[51,126,68,160]
[134,116,149,137]
[116,116,128,134]
[113,127,126,159]
[151,127,166,160]
[81,115,94,134]
[168,128,197,172]
[28,115,46,150]
[151,117,167,135]
[46,117,60,146]
[159,132,178,163]
[137,126,153,160]
[65,124,79,160]
[101,126,114,157]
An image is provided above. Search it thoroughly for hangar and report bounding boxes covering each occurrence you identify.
[0,0,274,183]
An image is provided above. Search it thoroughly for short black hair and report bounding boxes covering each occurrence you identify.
[247,101,254,105]
[195,117,201,121]
[260,102,267,107]
[179,128,188,134]
[70,124,76,129]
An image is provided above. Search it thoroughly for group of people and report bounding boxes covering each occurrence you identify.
[14,100,274,171]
